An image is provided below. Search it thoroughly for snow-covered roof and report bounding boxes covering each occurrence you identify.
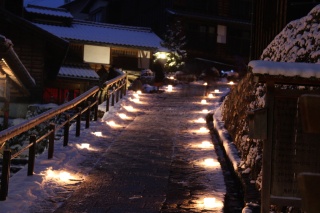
[34,20,163,50]
[249,60,320,78]
[58,66,99,80]
[24,0,69,8]
[25,5,73,18]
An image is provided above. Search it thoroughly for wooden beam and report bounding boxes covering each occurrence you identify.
[261,81,275,213]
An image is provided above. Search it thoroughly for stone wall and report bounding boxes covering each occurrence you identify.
[220,72,265,189]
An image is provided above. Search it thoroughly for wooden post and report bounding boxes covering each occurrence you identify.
[116,88,119,103]
[261,81,275,213]
[94,98,98,121]
[48,123,55,159]
[0,150,11,200]
[85,101,91,129]
[106,93,110,112]
[63,114,70,146]
[98,89,103,104]
[120,85,123,99]
[76,107,81,137]
[111,91,115,106]
[3,74,11,129]
[28,135,36,176]
[124,76,127,96]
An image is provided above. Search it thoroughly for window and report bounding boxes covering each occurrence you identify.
[138,51,150,69]
[83,45,110,64]
[199,26,206,33]
[217,25,227,44]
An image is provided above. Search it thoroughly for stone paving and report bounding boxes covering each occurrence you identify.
[53,83,239,213]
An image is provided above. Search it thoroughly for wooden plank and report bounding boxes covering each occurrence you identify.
[270,196,301,207]
[261,81,275,213]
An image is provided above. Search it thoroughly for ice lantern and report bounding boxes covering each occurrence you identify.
[247,108,267,140]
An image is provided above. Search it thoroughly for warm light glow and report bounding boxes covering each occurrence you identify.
[203,82,208,86]
[92,132,103,137]
[118,113,127,119]
[196,196,223,210]
[106,120,116,126]
[202,109,209,113]
[59,171,71,181]
[46,169,55,178]
[44,169,75,182]
[124,105,134,112]
[167,85,173,92]
[137,90,142,94]
[199,127,209,133]
[200,141,213,148]
[155,51,168,59]
[133,93,139,98]
[169,76,174,80]
[195,117,206,123]
[208,93,214,98]
[203,158,220,167]
[214,89,220,93]
[130,98,140,103]
[203,197,216,209]
[80,143,90,149]
[201,99,207,104]
[228,81,234,85]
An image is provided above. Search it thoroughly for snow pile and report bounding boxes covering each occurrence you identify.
[213,106,241,171]
[261,4,320,63]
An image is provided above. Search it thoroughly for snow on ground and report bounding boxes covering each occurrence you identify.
[0,82,233,213]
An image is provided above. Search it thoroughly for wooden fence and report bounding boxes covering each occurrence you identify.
[0,73,127,200]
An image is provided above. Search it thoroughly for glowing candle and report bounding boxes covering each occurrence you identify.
[196,118,205,123]
[200,127,208,132]
[92,132,102,137]
[59,171,71,181]
[81,143,90,149]
[125,105,134,111]
[204,197,216,208]
[201,141,213,148]
[208,94,214,98]
[118,113,127,119]
[107,120,116,126]
[133,93,139,98]
[202,109,209,113]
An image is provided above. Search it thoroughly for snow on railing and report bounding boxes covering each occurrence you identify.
[0,73,127,201]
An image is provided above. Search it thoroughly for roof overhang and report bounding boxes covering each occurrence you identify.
[249,60,320,86]
[58,65,99,81]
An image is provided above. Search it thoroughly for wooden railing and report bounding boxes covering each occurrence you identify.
[0,73,127,200]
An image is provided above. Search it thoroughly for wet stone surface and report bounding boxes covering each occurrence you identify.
[48,83,245,213]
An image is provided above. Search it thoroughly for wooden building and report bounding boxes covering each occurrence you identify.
[0,6,69,104]
[0,1,163,104]
[165,0,252,75]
